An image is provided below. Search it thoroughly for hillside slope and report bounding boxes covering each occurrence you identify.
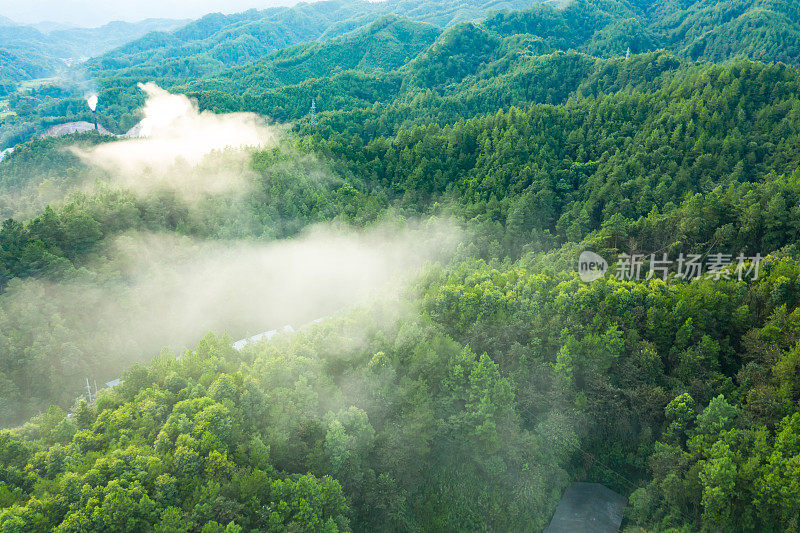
[185,16,442,94]
[2,0,800,531]
[0,18,187,83]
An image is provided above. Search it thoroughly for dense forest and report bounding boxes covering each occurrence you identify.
[1,0,800,531]
[4,0,800,146]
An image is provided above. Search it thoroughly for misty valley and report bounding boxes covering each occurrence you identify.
[2,0,800,531]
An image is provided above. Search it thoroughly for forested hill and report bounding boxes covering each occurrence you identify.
[645,0,800,64]
[0,18,187,83]
[3,0,800,531]
[85,2,375,82]
[4,0,800,147]
[47,19,192,58]
[0,0,540,147]
[184,16,443,94]
[84,0,536,84]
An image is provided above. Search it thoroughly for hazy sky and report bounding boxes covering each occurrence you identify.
[0,0,308,27]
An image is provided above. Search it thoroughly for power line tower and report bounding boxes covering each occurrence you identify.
[310,99,317,126]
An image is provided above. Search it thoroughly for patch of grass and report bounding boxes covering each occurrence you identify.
[17,78,57,92]
[0,99,15,118]
[0,99,14,117]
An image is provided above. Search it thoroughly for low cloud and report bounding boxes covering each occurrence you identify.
[74,82,277,197]
[107,220,458,345]
[0,219,462,387]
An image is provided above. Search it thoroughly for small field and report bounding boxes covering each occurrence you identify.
[17,77,58,92]
[0,99,15,118]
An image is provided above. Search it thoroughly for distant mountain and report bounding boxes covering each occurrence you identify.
[385,0,544,27]
[86,0,541,83]
[0,15,15,27]
[0,24,68,82]
[171,0,800,131]
[89,0,800,103]
[7,0,800,147]
[185,15,442,94]
[646,0,800,65]
[29,21,73,33]
[86,2,377,82]
[50,18,190,58]
[0,17,188,83]
[71,0,540,133]
[0,49,61,84]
